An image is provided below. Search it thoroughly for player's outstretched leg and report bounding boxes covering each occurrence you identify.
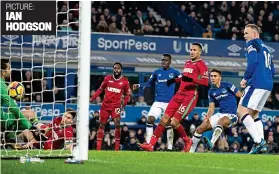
[166,126,174,150]
[113,117,121,151]
[96,123,106,151]
[146,116,155,143]
[139,115,170,151]
[190,119,212,153]
[171,118,191,152]
[206,116,231,151]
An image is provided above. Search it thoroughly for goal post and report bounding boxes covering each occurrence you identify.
[0,1,91,160]
[75,0,91,161]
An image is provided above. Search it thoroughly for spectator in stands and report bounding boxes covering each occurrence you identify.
[265,94,275,109]
[41,80,53,103]
[131,18,142,34]
[216,136,229,152]
[120,124,130,146]
[96,15,109,32]
[102,133,112,150]
[147,11,156,26]
[22,71,32,102]
[53,86,65,103]
[202,25,213,38]
[190,113,202,129]
[137,115,147,125]
[89,130,97,150]
[34,94,42,103]
[59,19,73,31]
[136,96,147,106]
[267,135,278,153]
[109,22,119,33]
[273,34,279,42]
[196,144,205,152]
[230,141,240,153]
[127,137,140,151]
[135,10,144,26]
[136,129,145,144]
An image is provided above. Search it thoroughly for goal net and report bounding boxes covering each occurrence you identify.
[0,1,91,160]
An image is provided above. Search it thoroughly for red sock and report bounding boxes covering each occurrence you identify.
[175,124,187,139]
[114,128,121,151]
[150,124,165,146]
[97,128,104,150]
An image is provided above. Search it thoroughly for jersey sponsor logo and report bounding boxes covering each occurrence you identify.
[158,79,168,83]
[108,80,114,83]
[107,87,121,93]
[215,94,228,100]
[169,73,174,78]
[183,68,193,73]
[119,82,123,85]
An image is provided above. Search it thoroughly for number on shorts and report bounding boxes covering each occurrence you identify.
[178,105,186,113]
[115,108,121,114]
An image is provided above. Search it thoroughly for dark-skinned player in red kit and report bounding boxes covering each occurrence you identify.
[90,62,130,151]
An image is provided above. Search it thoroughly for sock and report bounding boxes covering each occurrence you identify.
[114,127,121,151]
[254,118,264,140]
[175,124,187,139]
[166,126,174,150]
[189,132,202,153]
[241,114,261,143]
[211,125,223,145]
[96,128,104,150]
[146,123,153,143]
[150,124,165,146]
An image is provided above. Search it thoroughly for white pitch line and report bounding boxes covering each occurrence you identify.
[88,159,276,174]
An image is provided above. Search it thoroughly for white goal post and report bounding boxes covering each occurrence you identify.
[75,0,91,161]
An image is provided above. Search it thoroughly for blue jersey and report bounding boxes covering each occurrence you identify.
[208,82,239,114]
[139,68,180,103]
[244,38,275,91]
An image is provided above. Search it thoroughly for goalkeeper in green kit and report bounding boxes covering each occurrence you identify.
[1,59,32,141]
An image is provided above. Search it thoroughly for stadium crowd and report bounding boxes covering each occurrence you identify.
[57,1,279,42]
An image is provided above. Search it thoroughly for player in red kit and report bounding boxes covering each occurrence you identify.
[90,62,130,151]
[140,43,208,152]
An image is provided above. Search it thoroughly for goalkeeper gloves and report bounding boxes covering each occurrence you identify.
[182,75,193,82]
[166,78,176,86]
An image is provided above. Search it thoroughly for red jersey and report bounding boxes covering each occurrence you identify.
[98,75,130,108]
[176,59,208,96]
[43,117,73,150]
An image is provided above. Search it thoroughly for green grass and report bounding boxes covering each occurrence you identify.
[1,151,279,174]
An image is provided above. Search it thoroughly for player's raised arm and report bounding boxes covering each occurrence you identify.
[243,43,258,81]
[90,76,108,101]
[135,71,156,90]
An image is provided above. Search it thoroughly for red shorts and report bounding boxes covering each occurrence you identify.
[165,93,198,122]
[100,106,121,123]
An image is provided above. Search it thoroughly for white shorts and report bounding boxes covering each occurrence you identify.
[209,113,238,129]
[239,86,271,112]
[148,102,169,120]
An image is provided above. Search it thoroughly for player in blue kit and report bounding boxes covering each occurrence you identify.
[133,54,180,150]
[238,24,276,154]
[189,69,242,152]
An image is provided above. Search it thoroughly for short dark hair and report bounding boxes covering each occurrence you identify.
[163,53,172,60]
[210,69,222,76]
[113,62,123,69]
[191,43,202,51]
[66,108,77,119]
[1,58,10,71]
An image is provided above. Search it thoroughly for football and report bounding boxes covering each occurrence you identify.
[8,81,25,100]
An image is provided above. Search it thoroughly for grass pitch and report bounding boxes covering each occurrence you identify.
[1,151,279,174]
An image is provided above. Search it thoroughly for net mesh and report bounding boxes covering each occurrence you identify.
[1,1,82,158]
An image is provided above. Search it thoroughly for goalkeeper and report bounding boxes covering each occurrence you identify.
[0,59,32,141]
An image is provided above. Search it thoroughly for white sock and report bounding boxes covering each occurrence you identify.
[189,132,202,153]
[166,126,174,150]
[254,118,264,140]
[211,125,223,145]
[242,114,261,143]
[146,123,153,143]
